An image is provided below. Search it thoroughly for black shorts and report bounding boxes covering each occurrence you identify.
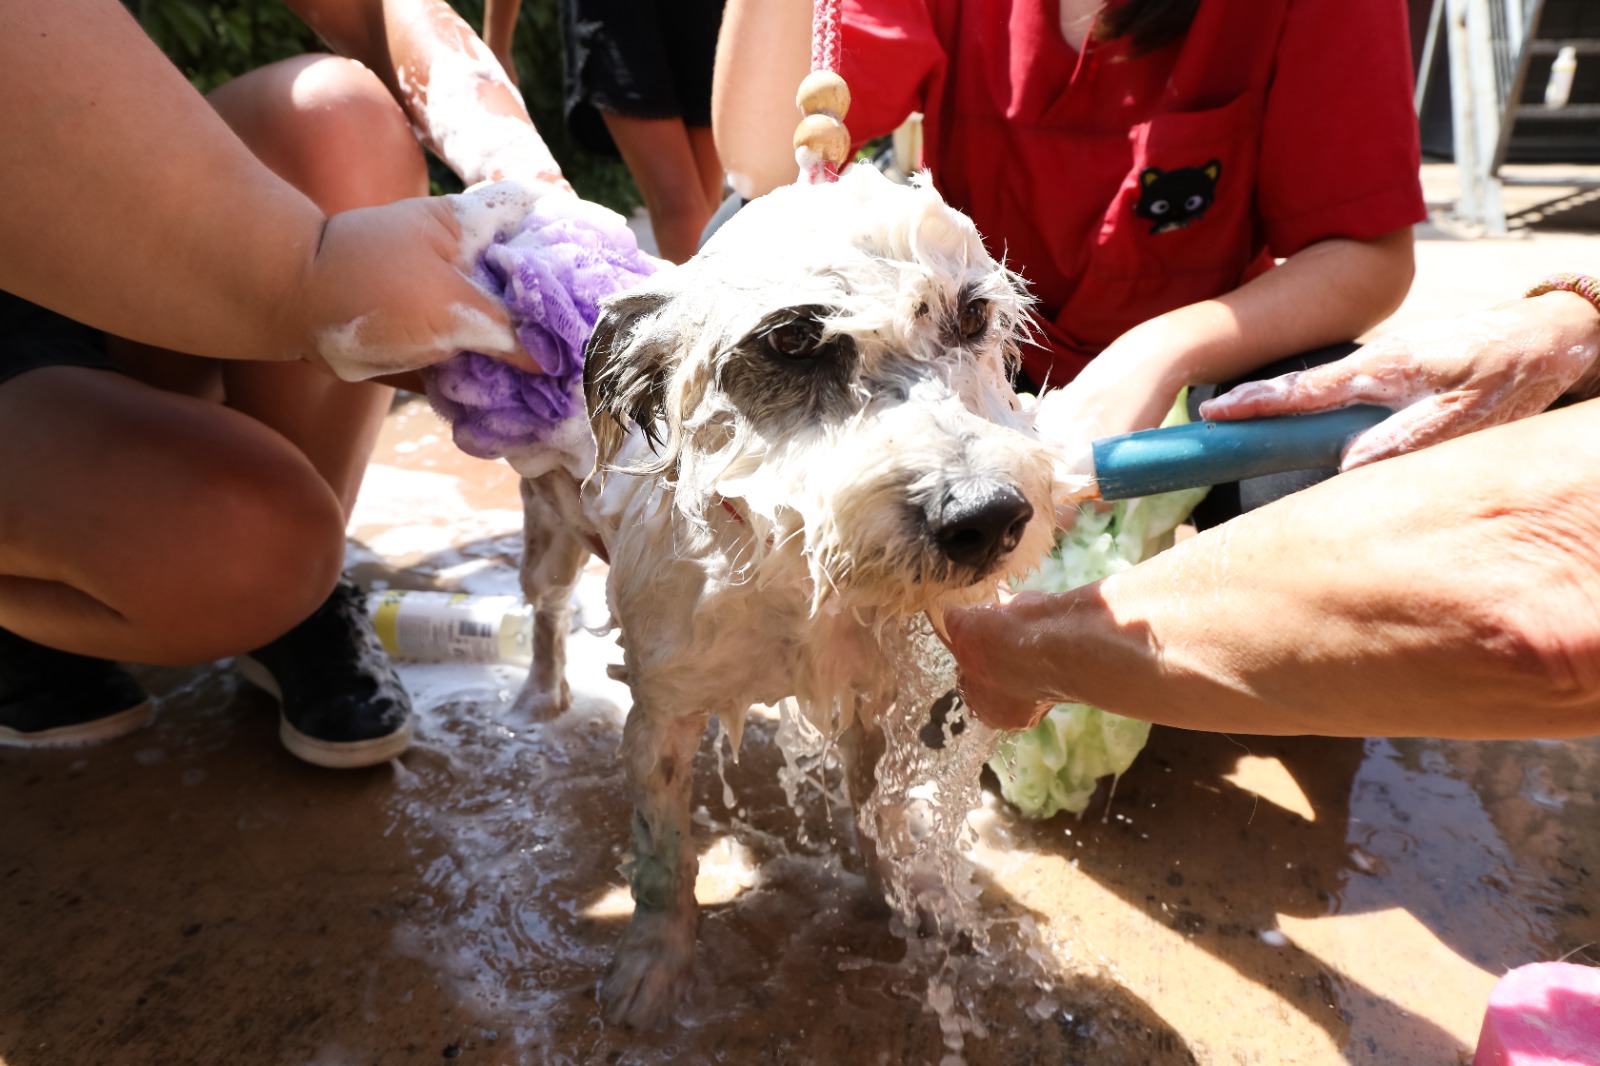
[1185,342,1360,529]
[560,0,726,157]
[0,289,117,389]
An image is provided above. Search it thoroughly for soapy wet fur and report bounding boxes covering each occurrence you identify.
[512,166,1056,1028]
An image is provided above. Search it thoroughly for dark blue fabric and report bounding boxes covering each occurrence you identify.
[0,290,117,388]
[1185,341,1360,529]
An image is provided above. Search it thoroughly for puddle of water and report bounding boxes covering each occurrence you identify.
[4,398,1597,1066]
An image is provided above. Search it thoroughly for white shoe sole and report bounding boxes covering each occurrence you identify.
[0,698,156,749]
[236,655,413,770]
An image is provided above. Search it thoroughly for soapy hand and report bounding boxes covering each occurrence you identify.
[942,593,1063,732]
[1029,318,1199,519]
[1025,388,1102,526]
[301,180,566,381]
[1200,293,1600,470]
[1030,358,1182,524]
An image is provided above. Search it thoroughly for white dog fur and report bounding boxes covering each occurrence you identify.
[512,165,1056,1028]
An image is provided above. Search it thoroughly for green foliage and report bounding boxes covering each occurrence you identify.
[132,0,641,213]
[134,1,321,95]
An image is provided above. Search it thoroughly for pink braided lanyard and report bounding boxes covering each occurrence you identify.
[799,0,847,185]
[811,0,844,76]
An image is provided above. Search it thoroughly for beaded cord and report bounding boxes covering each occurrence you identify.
[794,1,851,184]
[1525,273,1600,315]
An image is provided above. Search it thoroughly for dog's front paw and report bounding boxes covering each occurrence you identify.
[600,907,697,1028]
[510,676,570,721]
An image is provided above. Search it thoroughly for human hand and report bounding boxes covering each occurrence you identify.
[1030,341,1184,523]
[1199,292,1600,470]
[1025,389,1097,527]
[942,593,1065,731]
[1036,339,1186,444]
[302,180,558,380]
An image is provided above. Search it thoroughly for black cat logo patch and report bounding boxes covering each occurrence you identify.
[1134,160,1222,234]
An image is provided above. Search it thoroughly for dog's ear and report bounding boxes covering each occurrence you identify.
[584,283,678,465]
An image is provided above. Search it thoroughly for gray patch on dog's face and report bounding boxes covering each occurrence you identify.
[942,285,992,351]
[717,304,859,432]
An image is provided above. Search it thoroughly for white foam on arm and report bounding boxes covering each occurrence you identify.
[390,3,563,187]
[314,303,516,382]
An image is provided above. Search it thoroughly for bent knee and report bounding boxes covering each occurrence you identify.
[131,450,347,662]
[212,55,427,210]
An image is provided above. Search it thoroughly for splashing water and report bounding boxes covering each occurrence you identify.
[856,617,1006,1062]
[750,612,1056,1062]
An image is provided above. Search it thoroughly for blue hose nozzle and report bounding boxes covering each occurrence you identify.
[1090,404,1390,501]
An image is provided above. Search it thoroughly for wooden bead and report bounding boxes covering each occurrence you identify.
[793,113,852,167]
[796,70,851,119]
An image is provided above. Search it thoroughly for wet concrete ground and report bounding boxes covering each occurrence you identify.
[3,167,1599,1065]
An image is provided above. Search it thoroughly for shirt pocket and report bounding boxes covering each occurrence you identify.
[1088,89,1263,287]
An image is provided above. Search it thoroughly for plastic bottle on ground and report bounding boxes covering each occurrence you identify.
[367,590,533,666]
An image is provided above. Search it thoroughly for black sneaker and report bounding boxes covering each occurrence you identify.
[0,628,155,748]
[237,577,413,769]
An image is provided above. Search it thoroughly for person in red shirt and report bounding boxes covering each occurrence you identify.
[714,0,1425,518]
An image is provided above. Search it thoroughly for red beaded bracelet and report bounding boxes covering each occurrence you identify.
[1524,272,1600,313]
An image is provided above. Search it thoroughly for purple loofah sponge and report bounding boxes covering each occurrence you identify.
[422,194,658,478]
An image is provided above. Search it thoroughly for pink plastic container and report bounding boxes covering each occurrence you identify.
[1472,962,1600,1066]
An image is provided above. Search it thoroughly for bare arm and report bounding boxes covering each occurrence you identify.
[0,0,536,377]
[290,0,563,187]
[1201,289,1600,468]
[0,0,322,362]
[949,398,1600,739]
[712,0,813,198]
[1037,227,1417,443]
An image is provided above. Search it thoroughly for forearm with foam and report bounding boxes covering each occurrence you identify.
[380,0,560,185]
[1547,288,1600,399]
[1045,402,1600,739]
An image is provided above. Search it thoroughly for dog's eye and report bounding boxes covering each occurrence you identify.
[957,299,990,342]
[763,318,826,361]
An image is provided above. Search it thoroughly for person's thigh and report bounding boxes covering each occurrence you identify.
[1187,341,1360,529]
[208,55,423,513]
[0,367,345,665]
[208,53,428,214]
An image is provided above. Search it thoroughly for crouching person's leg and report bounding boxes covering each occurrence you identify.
[0,56,432,765]
[0,358,354,753]
[182,56,431,768]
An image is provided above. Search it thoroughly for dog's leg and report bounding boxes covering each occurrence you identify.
[511,475,588,721]
[836,720,891,899]
[838,717,950,931]
[601,703,710,1028]
[838,717,902,902]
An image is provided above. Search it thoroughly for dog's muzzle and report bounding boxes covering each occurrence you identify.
[930,480,1035,575]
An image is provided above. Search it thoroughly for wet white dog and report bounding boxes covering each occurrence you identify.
[513,165,1056,1028]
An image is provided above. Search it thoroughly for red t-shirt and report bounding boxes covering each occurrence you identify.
[841,0,1427,386]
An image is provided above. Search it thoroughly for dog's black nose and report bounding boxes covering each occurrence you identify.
[932,482,1034,570]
